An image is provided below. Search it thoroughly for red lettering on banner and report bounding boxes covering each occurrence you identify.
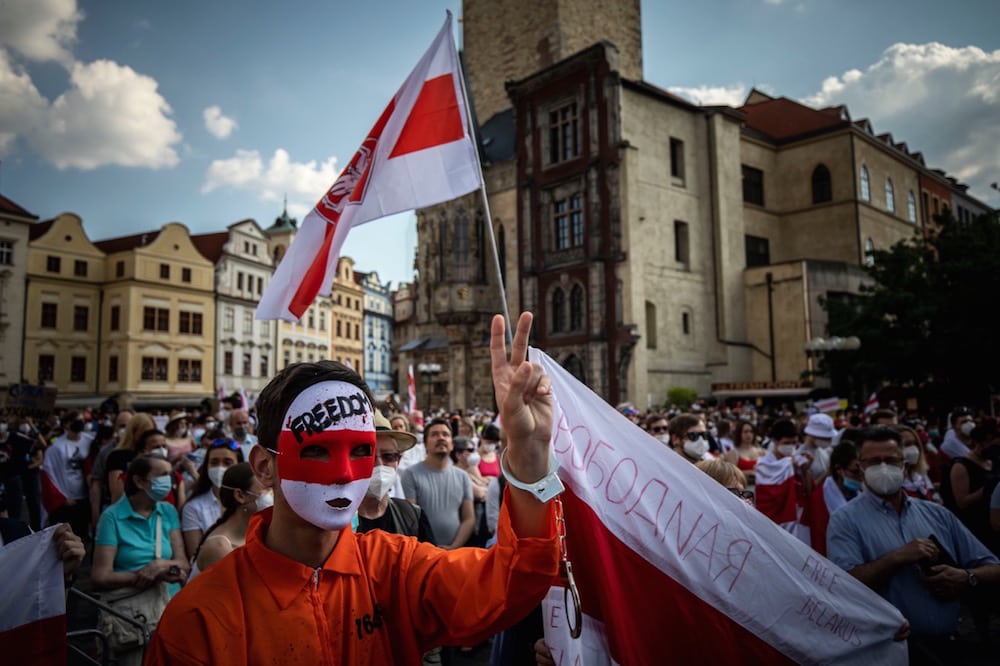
[553,412,573,455]
[800,555,841,594]
[664,501,704,557]
[584,438,615,488]
[683,523,719,573]
[714,539,753,593]
[796,596,863,646]
[547,601,565,629]
[606,457,638,504]
[624,478,671,536]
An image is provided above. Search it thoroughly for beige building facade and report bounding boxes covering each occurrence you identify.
[331,257,365,372]
[0,195,37,388]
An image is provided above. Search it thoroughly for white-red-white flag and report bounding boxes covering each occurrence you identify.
[240,387,251,411]
[754,452,811,545]
[864,392,880,415]
[407,364,417,414]
[531,347,906,665]
[256,13,481,321]
[0,526,67,665]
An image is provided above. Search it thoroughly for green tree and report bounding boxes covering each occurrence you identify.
[821,210,1000,407]
[666,387,697,410]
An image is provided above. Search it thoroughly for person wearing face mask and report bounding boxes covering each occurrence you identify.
[147,312,560,665]
[827,426,1000,663]
[808,441,863,556]
[940,407,976,459]
[941,421,999,554]
[754,418,813,546]
[227,408,258,461]
[39,410,95,540]
[644,414,671,447]
[800,413,837,482]
[897,424,940,503]
[478,424,502,478]
[355,411,434,543]
[180,435,244,559]
[666,413,711,464]
[92,454,190,666]
[188,463,270,580]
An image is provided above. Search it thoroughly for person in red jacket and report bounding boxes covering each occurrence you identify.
[146,312,560,665]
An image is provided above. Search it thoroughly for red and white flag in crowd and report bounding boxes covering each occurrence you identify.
[0,526,67,665]
[532,348,906,665]
[754,453,811,546]
[218,378,227,405]
[256,13,482,321]
[240,386,251,411]
[864,392,880,415]
[407,364,417,413]
[814,396,841,413]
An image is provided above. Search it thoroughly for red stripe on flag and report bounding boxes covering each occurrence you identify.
[0,613,66,666]
[559,486,793,664]
[287,221,337,319]
[755,475,799,525]
[40,472,67,515]
[389,74,464,157]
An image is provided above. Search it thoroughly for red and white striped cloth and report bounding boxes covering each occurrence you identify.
[754,452,812,546]
[407,364,417,413]
[256,13,481,321]
[533,347,906,665]
[0,526,66,665]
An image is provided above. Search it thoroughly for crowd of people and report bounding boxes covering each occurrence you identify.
[3,365,1000,664]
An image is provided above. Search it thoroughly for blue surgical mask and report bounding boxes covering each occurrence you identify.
[146,475,172,501]
[843,477,862,492]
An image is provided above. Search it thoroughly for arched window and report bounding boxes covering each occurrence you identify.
[570,284,585,331]
[860,166,870,202]
[811,164,832,204]
[552,288,566,333]
[865,238,875,267]
[907,191,917,223]
[885,178,895,213]
[563,354,585,382]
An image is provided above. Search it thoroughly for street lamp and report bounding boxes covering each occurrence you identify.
[417,362,441,412]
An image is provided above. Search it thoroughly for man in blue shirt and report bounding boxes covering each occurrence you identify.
[827,426,1000,663]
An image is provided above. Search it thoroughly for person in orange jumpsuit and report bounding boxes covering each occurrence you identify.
[146,313,560,665]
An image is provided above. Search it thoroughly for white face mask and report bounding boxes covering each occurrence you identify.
[482,443,497,454]
[0,423,8,433]
[902,445,920,466]
[19,424,31,434]
[365,465,397,499]
[654,433,671,445]
[683,437,709,460]
[960,421,975,437]
[150,446,169,459]
[777,444,797,458]
[864,463,904,496]
[467,451,482,467]
[207,466,227,488]
[254,491,274,512]
[814,438,832,449]
[281,478,369,531]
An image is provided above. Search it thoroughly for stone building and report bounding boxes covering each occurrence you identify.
[0,195,37,389]
[356,269,393,397]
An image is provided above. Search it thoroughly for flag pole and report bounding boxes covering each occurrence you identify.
[451,13,514,345]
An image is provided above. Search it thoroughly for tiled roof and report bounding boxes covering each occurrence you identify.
[94,230,161,254]
[28,219,54,241]
[0,194,37,219]
[740,96,849,141]
[190,231,229,263]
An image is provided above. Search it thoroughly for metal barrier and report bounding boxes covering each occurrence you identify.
[67,587,150,666]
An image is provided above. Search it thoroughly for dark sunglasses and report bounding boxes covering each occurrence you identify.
[209,438,241,451]
[649,425,669,434]
[728,488,755,502]
[458,448,474,453]
[376,452,402,464]
[685,432,706,442]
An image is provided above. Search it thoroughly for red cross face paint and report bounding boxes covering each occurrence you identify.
[276,380,376,530]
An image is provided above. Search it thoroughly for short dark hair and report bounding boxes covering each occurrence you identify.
[869,408,897,423]
[769,418,798,441]
[667,414,701,439]
[134,428,165,453]
[859,426,902,449]
[830,440,858,472]
[255,361,374,452]
[124,454,161,497]
[481,424,500,442]
[425,418,452,436]
[644,414,669,431]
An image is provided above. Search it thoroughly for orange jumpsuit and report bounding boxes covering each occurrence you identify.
[145,496,557,665]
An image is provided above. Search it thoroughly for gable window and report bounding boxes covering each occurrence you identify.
[548,101,579,164]
[669,137,685,184]
[554,195,584,250]
[742,165,764,206]
[552,288,566,333]
[860,166,871,202]
[811,164,832,204]
[46,256,61,273]
[116,260,125,277]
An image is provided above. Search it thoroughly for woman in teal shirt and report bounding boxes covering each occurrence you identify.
[92,454,190,662]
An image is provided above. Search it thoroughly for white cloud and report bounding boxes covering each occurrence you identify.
[805,43,1000,202]
[203,105,237,139]
[667,83,749,107]
[0,0,82,65]
[0,50,48,155]
[202,148,339,212]
[27,59,181,169]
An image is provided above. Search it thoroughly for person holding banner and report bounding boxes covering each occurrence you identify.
[145,313,559,665]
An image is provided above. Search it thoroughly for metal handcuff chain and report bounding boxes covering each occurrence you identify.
[554,495,583,639]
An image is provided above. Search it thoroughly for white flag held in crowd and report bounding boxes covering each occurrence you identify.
[256,13,481,321]
[0,526,67,665]
[532,348,907,665]
[408,364,417,413]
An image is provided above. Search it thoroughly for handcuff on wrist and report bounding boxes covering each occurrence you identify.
[499,448,564,503]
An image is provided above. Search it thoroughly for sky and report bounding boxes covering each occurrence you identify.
[1,0,998,288]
